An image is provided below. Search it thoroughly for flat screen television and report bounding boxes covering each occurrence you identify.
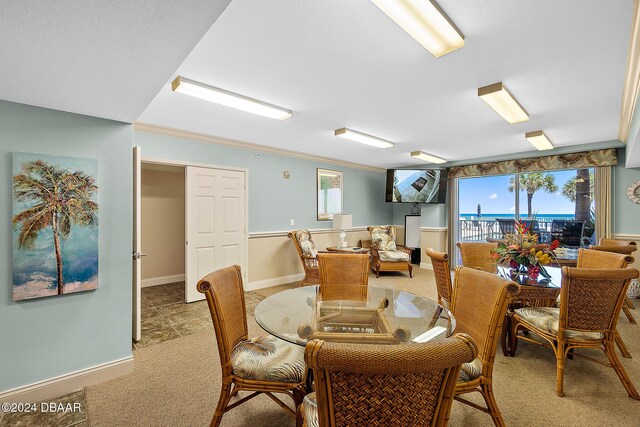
[385,169,448,204]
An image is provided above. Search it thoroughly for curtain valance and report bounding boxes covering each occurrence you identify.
[448,148,617,178]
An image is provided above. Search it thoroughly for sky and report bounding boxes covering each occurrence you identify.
[458,169,592,215]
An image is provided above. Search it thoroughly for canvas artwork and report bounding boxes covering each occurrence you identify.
[12,152,99,301]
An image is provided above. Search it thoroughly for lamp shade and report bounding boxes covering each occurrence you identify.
[333,214,352,230]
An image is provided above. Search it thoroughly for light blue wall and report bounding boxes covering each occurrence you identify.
[0,101,132,391]
[614,149,640,235]
[134,130,393,231]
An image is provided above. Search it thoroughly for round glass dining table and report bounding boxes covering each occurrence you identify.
[254,285,455,346]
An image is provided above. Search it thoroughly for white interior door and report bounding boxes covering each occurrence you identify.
[185,166,247,303]
[132,146,142,342]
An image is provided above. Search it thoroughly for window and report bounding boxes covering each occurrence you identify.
[317,168,343,221]
[457,168,595,245]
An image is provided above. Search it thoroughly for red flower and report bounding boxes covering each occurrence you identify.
[527,265,540,281]
[549,240,560,250]
[509,259,519,269]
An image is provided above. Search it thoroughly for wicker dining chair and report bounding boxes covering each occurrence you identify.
[456,242,498,273]
[578,248,636,357]
[590,243,639,324]
[367,226,413,278]
[599,238,638,247]
[511,266,640,399]
[288,229,321,286]
[425,248,453,309]
[197,265,307,427]
[451,266,521,427]
[318,253,369,301]
[299,334,478,427]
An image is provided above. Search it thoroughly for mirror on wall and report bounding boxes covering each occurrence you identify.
[317,168,343,221]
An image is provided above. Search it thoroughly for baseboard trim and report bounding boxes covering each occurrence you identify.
[420,262,434,270]
[0,356,134,407]
[247,273,305,291]
[141,274,185,288]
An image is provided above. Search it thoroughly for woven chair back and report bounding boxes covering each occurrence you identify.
[425,248,453,308]
[560,267,639,332]
[599,238,638,247]
[197,265,248,376]
[305,334,478,427]
[589,245,637,257]
[577,248,634,269]
[456,242,498,273]
[451,266,520,364]
[318,253,369,301]
[289,229,316,257]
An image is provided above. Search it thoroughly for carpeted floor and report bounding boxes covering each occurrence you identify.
[85,268,640,426]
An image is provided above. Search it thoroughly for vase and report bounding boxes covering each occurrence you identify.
[509,266,531,285]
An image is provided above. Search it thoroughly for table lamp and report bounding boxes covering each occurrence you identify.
[332,214,352,248]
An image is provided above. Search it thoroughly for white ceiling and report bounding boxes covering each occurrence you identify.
[0,1,636,168]
[0,0,231,123]
[139,0,635,168]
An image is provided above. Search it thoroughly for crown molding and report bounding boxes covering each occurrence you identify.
[133,122,386,173]
[619,0,640,143]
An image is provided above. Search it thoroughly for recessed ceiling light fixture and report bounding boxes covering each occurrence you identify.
[410,151,446,164]
[525,130,554,151]
[478,82,529,124]
[334,128,395,148]
[370,0,464,58]
[171,76,292,120]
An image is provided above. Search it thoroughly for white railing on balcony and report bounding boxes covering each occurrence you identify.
[458,219,559,242]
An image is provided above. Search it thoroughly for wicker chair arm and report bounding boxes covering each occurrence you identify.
[396,245,413,255]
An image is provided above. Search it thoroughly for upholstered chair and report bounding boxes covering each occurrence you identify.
[367,226,413,278]
[451,266,520,427]
[197,265,307,427]
[456,242,498,273]
[511,266,640,399]
[300,334,478,427]
[288,229,321,286]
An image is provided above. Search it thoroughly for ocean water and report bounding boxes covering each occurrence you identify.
[459,213,575,221]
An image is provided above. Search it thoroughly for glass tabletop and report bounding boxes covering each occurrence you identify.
[497,265,562,288]
[254,285,455,346]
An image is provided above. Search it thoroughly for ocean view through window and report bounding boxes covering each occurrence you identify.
[457,168,595,245]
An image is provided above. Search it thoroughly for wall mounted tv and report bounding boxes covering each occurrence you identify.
[385,169,448,204]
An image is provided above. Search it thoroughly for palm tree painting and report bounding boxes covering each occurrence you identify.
[12,152,99,301]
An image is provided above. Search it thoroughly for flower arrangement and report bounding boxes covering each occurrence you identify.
[491,219,559,282]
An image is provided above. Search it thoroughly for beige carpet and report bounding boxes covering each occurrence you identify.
[86,268,640,426]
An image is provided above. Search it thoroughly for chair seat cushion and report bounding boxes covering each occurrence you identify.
[514,307,604,341]
[378,250,410,262]
[231,335,305,383]
[458,357,482,383]
[303,392,319,427]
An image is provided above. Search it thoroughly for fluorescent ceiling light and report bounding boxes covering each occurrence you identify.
[478,82,529,124]
[370,0,464,58]
[334,128,395,148]
[525,130,554,151]
[410,151,446,164]
[171,76,292,120]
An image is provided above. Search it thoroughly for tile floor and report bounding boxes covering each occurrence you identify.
[135,282,266,349]
[0,283,268,426]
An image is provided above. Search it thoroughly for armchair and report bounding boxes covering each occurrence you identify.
[367,226,413,278]
[288,229,320,286]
